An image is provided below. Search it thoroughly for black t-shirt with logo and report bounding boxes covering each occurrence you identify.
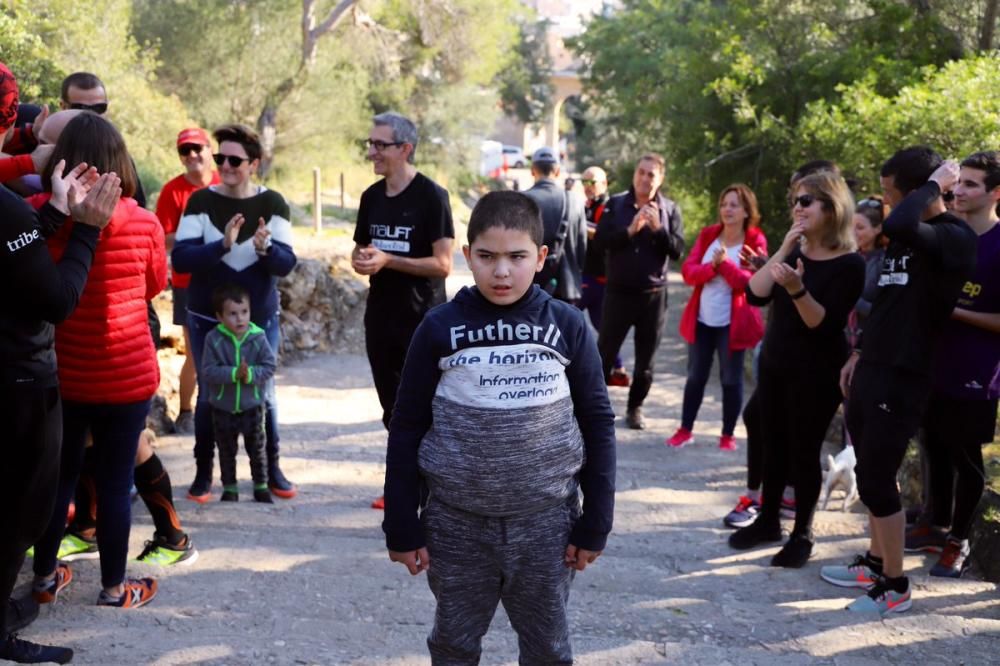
[353,173,454,318]
[861,181,978,377]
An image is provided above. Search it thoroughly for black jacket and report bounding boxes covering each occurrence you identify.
[0,185,98,388]
[594,188,685,292]
[523,179,587,301]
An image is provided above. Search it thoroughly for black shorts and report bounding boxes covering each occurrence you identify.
[172,286,189,327]
[923,392,999,446]
[847,361,932,517]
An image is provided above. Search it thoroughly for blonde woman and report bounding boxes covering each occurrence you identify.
[728,172,865,568]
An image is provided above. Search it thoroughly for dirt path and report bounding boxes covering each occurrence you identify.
[14,274,1000,665]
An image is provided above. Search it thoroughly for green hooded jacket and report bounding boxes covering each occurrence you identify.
[201,322,277,413]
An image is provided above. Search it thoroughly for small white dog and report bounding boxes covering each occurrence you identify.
[820,445,859,512]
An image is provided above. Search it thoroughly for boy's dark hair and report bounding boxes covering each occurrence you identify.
[212,284,250,315]
[213,123,262,162]
[467,191,544,248]
[960,150,1000,191]
[42,112,137,198]
[880,146,943,195]
[61,72,104,102]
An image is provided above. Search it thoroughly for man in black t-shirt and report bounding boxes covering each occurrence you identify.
[352,112,454,509]
[822,147,977,617]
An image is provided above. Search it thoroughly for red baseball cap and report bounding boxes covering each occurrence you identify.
[0,61,19,135]
[176,127,211,147]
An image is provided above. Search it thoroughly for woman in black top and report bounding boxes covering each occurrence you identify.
[728,172,865,568]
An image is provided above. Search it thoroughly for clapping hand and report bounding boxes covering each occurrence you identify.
[237,361,249,383]
[770,258,805,293]
[711,247,727,268]
[49,160,99,215]
[252,218,271,254]
[739,244,768,271]
[222,213,246,249]
[69,171,122,230]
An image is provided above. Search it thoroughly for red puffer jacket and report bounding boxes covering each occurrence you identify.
[36,195,167,403]
[679,224,768,352]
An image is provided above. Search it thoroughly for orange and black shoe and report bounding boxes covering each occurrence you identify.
[32,563,73,604]
[97,577,158,609]
[268,462,297,499]
[186,470,213,504]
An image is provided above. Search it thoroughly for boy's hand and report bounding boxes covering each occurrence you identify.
[564,545,602,571]
[389,548,430,575]
[237,361,249,382]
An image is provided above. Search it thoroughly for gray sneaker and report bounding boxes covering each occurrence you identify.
[820,554,879,589]
[174,410,194,434]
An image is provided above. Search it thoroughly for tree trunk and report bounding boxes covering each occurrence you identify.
[981,0,999,51]
[255,0,358,179]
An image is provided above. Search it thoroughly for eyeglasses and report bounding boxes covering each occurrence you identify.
[942,190,956,203]
[362,139,405,152]
[581,179,600,186]
[791,194,821,208]
[68,102,108,115]
[178,143,205,157]
[213,153,248,168]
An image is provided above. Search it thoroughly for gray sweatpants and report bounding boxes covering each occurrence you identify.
[423,496,579,665]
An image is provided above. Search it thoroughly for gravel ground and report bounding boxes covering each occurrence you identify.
[12,273,1000,665]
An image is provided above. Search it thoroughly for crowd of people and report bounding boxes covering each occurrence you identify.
[3,54,999,664]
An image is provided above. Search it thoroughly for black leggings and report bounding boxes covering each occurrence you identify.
[365,307,422,430]
[923,394,997,540]
[0,386,62,636]
[757,363,842,536]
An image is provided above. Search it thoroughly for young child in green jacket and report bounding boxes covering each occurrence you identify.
[202,284,277,503]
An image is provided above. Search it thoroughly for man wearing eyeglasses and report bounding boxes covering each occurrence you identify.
[352,112,454,510]
[155,129,220,435]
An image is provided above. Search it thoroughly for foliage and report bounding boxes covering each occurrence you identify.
[496,18,554,124]
[799,53,1000,196]
[571,0,965,239]
[0,10,64,103]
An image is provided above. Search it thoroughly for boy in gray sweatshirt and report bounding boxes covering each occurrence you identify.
[384,191,616,664]
[201,284,277,503]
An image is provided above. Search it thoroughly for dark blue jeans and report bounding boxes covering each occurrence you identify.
[680,322,745,436]
[579,275,622,369]
[33,399,149,589]
[188,312,281,470]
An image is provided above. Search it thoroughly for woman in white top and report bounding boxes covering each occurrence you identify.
[669,184,768,450]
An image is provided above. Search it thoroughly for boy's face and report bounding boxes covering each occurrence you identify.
[217,297,250,336]
[463,226,547,306]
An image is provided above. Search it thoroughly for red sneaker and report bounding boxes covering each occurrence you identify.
[371,495,385,510]
[666,428,693,448]
[719,435,737,451]
[32,564,73,604]
[97,578,158,609]
[607,368,631,387]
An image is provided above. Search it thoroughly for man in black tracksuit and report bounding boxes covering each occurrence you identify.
[594,153,685,429]
[0,59,121,665]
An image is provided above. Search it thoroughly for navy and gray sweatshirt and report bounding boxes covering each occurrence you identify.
[383,285,616,553]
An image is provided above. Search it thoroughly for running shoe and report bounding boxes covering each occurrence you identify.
[820,553,880,589]
[846,575,911,616]
[96,578,158,609]
[607,368,631,387]
[723,495,761,529]
[32,564,73,604]
[666,427,693,448]
[0,634,73,664]
[371,495,385,510]
[728,518,782,550]
[136,535,199,567]
[718,435,737,451]
[904,523,947,553]
[929,537,971,578]
[57,532,99,561]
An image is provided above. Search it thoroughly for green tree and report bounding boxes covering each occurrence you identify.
[0,10,64,103]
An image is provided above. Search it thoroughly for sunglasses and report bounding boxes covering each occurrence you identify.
[362,139,405,152]
[857,198,882,209]
[178,143,205,157]
[69,102,108,115]
[213,153,249,168]
[581,179,599,186]
[791,194,822,208]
